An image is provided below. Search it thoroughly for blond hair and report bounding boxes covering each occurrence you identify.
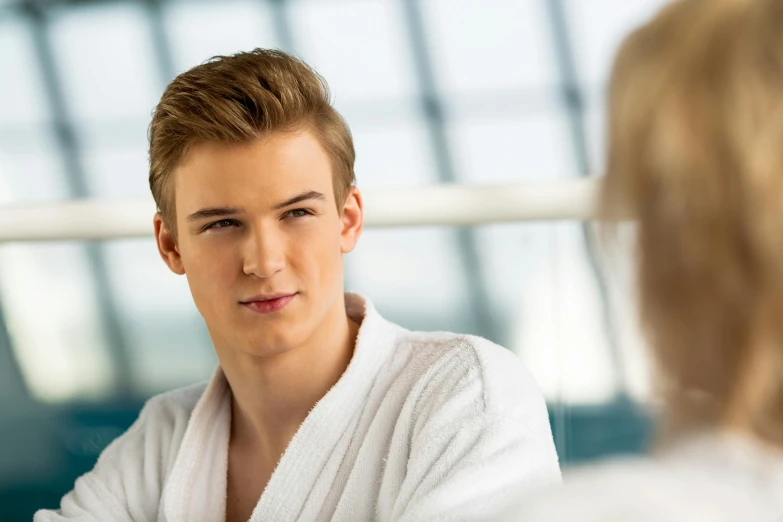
[149,49,355,232]
[603,0,783,445]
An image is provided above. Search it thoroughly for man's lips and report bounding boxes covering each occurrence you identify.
[240,293,297,314]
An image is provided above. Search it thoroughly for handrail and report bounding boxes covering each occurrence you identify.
[0,178,599,242]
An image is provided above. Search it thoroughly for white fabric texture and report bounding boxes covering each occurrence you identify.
[504,432,783,522]
[35,294,561,522]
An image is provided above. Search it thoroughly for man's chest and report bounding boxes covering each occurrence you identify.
[224,449,277,522]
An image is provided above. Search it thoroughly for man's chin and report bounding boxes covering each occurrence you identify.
[238,334,297,358]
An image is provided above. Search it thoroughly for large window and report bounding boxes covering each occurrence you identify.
[0,2,670,510]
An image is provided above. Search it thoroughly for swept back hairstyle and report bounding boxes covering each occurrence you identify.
[149,49,355,235]
[603,0,783,444]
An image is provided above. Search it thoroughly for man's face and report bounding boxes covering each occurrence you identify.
[155,129,362,357]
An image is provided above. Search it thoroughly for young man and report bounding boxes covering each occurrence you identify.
[36,49,560,522]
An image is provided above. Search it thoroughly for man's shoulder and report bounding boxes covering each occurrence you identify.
[394,330,545,417]
[87,379,210,476]
[398,330,522,369]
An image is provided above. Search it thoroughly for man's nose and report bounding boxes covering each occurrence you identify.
[242,227,286,278]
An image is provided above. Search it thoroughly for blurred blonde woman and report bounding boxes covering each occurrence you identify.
[507,0,783,519]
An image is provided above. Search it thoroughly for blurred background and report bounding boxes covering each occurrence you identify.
[0,0,670,518]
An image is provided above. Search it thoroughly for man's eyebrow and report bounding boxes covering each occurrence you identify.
[186,207,246,222]
[273,190,327,210]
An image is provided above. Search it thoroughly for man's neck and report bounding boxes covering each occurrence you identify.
[220,300,360,460]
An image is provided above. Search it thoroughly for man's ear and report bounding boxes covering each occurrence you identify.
[340,187,363,254]
[154,212,185,275]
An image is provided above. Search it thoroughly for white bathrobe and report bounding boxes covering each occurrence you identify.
[503,432,783,522]
[36,294,561,522]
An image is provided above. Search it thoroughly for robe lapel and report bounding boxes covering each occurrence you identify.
[249,294,398,521]
[162,367,232,522]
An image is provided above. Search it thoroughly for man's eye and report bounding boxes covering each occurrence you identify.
[207,219,237,230]
[287,209,310,218]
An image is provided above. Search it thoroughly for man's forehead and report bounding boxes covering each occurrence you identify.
[172,133,335,209]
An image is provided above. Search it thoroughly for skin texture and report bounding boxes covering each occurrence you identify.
[153,128,363,522]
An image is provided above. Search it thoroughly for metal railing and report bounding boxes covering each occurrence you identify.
[0,178,599,242]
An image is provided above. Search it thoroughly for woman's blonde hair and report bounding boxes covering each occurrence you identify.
[603,0,783,444]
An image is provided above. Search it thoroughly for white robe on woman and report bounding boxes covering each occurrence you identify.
[504,432,783,522]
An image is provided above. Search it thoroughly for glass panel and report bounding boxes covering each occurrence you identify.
[102,239,215,396]
[345,118,470,332]
[602,227,650,401]
[475,220,619,404]
[80,132,151,199]
[446,114,617,403]
[421,0,557,95]
[449,113,575,182]
[351,119,438,185]
[517,222,618,404]
[580,81,649,402]
[0,243,113,402]
[581,98,650,402]
[47,3,162,202]
[0,17,49,126]
[584,99,607,176]
[289,0,418,107]
[0,238,216,402]
[0,130,70,204]
[164,0,279,74]
[347,227,476,334]
[48,3,162,123]
[566,0,672,87]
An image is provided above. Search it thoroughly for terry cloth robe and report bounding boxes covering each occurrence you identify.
[502,432,783,522]
[35,293,561,522]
